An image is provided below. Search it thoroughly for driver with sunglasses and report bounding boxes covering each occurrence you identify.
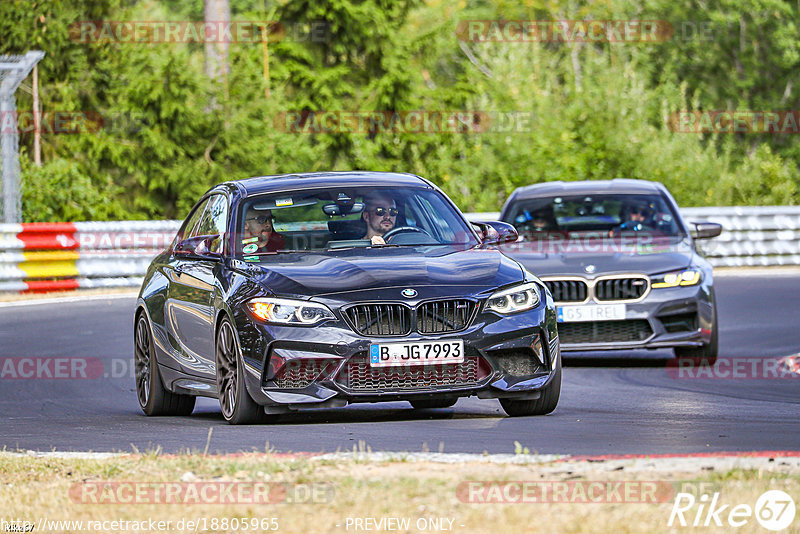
[361,193,399,245]
[243,208,285,252]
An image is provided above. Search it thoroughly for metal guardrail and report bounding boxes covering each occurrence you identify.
[0,221,178,292]
[679,207,800,266]
[0,206,797,293]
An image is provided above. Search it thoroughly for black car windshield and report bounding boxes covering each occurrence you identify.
[234,186,479,255]
[504,193,685,240]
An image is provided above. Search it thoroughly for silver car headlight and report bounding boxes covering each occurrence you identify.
[247,297,335,325]
[485,282,541,314]
[651,269,701,289]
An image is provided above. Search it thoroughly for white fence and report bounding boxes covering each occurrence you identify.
[0,206,797,292]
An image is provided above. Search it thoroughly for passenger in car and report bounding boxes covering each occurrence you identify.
[243,208,285,252]
[361,192,398,245]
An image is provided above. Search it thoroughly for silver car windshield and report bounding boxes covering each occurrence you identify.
[506,194,686,239]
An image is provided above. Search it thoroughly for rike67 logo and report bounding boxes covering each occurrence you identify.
[669,490,796,531]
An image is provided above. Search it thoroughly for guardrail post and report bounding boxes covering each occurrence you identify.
[0,51,46,223]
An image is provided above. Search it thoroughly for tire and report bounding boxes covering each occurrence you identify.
[410,398,458,410]
[134,313,196,416]
[674,308,718,366]
[216,317,265,425]
[499,364,561,417]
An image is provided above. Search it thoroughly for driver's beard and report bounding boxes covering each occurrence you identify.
[371,219,390,236]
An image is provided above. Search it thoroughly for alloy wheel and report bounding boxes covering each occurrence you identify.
[216,321,239,419]
[134,316,151,407]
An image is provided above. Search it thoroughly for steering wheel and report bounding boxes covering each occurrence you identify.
[383,226,432,242]
[619,221,652,232]
[609,221,654,237]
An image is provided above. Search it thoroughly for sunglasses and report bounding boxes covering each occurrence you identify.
[247,215,274,224]
[630,209,649,215]
[370,207,399,217]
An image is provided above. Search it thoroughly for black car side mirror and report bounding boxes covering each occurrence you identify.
[472,221,519,245]
[174,234,222,259]
[690,222,722,240]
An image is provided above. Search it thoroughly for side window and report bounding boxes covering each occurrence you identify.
[414,195,455,242]
[180,198,210,241]
[194,194,229,253]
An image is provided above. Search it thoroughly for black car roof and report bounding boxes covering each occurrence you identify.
[218,171,433,196]
[509,179,665,199]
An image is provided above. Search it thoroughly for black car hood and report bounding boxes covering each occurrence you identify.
[502,238,695,277]
[243,246,525,299]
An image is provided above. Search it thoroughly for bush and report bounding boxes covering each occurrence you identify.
[20,156,128,222]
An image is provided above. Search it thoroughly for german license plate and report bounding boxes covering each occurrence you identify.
[557,304,626,322]
[369,340,465,367]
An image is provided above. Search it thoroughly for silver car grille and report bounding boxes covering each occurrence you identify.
[594,277,649,301]
[544,280,588,302]
[543,275,649,303]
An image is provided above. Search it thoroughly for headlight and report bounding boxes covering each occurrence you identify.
[485,282,541,314]
[247,297,335,325]
[651,269,701,289]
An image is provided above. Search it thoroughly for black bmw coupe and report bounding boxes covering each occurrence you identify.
[135,172,561,423]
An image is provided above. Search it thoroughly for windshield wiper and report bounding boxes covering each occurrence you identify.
[242,250,305,255]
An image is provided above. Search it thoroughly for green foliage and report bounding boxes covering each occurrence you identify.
[3,0,799,222]
[714,145,798,205]
[20,154,126,221]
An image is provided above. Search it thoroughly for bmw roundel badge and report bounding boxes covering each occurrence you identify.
[401,288,418,298]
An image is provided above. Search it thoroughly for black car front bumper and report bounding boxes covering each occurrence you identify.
[235,305,560,411]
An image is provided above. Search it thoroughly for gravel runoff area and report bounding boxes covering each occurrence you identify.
[2,450,799,533]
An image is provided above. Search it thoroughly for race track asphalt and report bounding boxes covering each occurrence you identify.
[1,273,798,455]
